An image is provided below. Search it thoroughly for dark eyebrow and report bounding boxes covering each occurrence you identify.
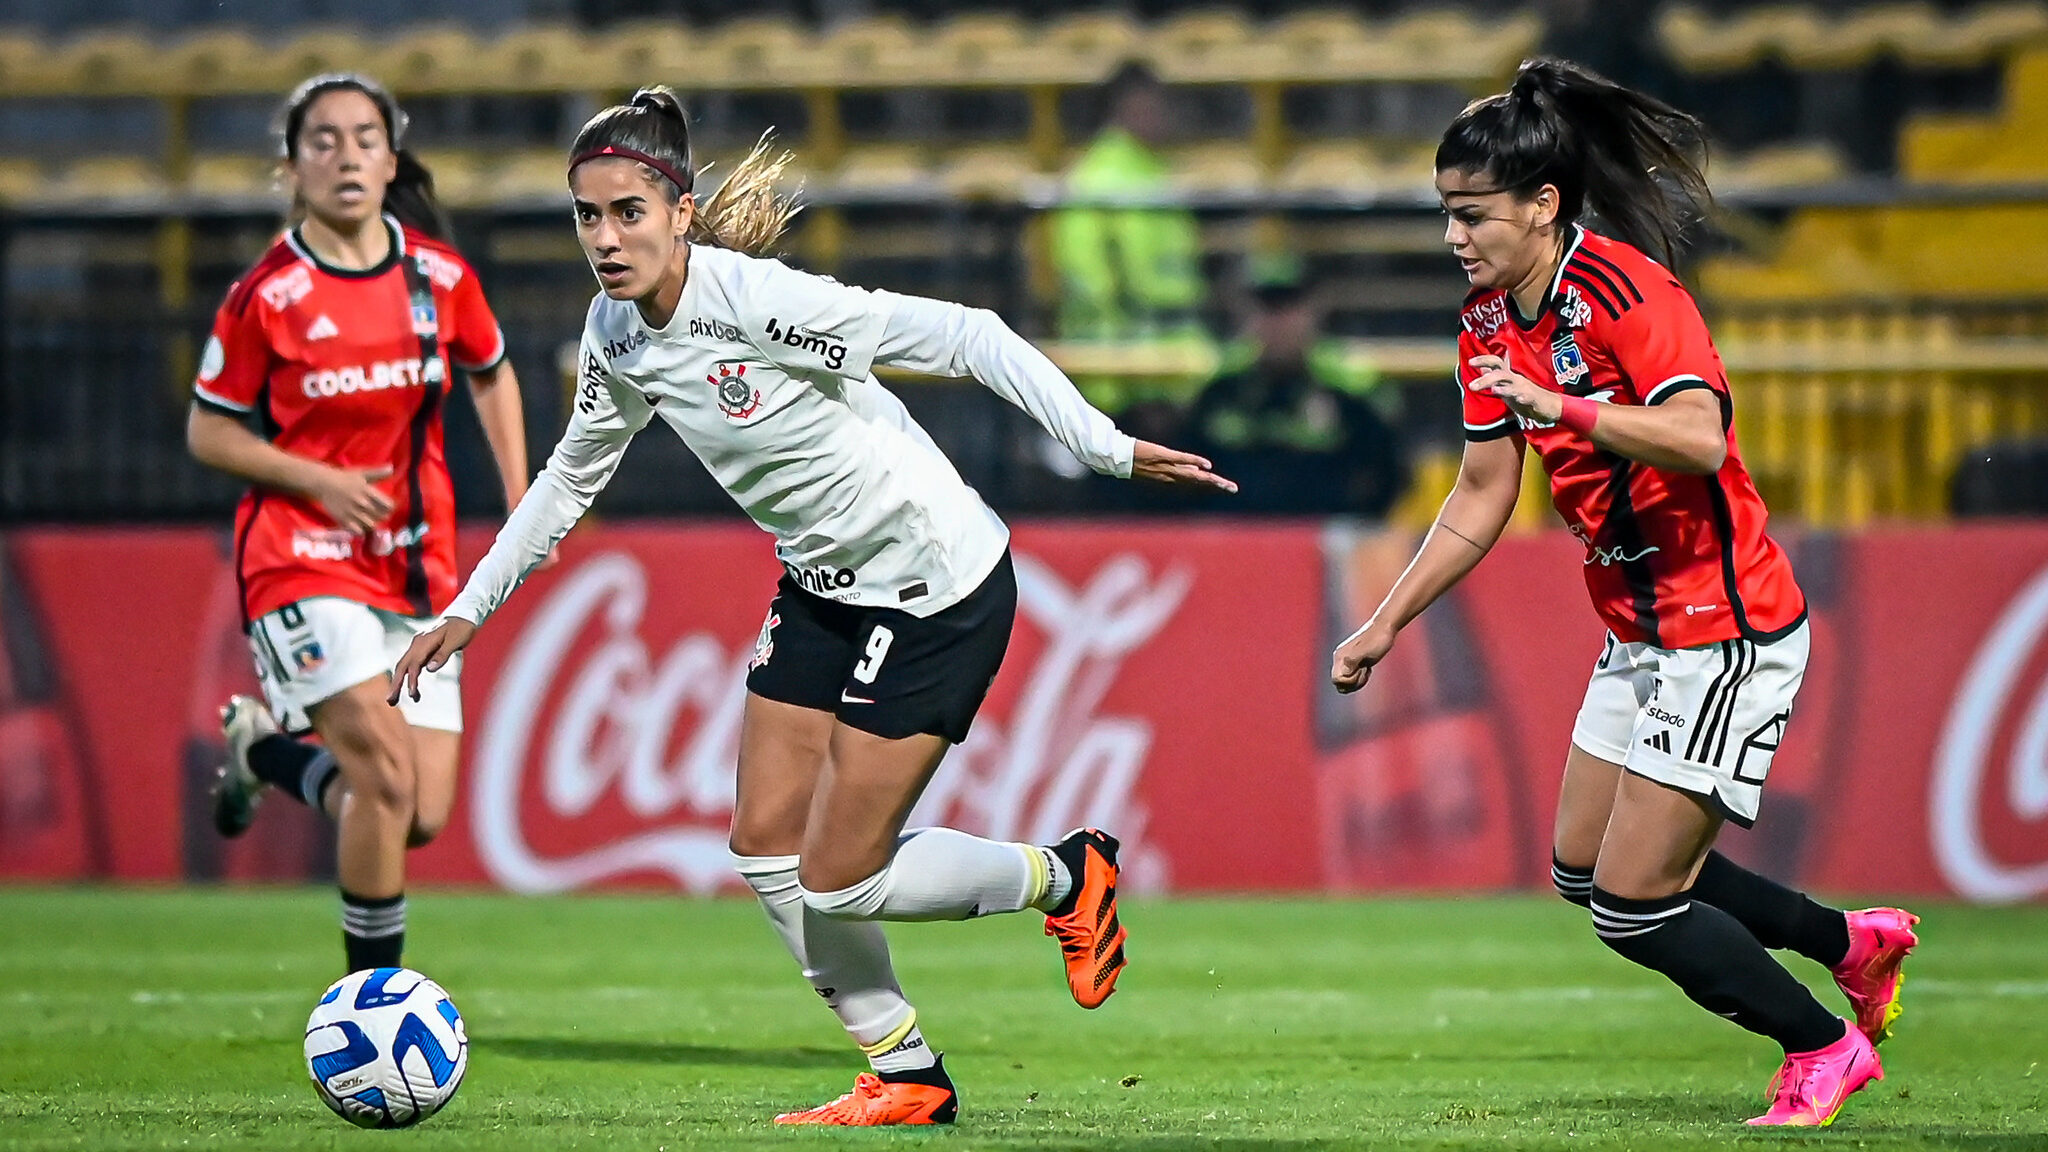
[306,121,382,137]
[607,196,648,210]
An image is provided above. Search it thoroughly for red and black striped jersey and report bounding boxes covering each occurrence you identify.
[192,216,505,624]
[1456,227,1804,649]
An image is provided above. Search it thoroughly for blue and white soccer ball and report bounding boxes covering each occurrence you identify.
[304,967,469,1128]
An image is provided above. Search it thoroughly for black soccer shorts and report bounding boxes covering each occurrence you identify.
[745,552,1016,744]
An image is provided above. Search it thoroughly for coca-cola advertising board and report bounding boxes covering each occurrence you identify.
[3,521,2045,901]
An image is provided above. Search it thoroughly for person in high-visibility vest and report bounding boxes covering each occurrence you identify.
[1185,258,1408,516]
[1051,62,1214,417]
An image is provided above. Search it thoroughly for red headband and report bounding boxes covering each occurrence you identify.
[568,144,691,193]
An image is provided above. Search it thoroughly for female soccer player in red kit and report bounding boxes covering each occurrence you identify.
[186,74,536,973]
[1330,59,1918,1127]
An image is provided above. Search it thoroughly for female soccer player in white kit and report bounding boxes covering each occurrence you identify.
[391,87,1234,1127]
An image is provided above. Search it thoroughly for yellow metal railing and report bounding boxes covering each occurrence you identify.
[1045,316,2048,527]
[1717,309,2048,524]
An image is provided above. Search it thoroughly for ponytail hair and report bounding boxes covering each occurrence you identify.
[569,85,800,256]
[1435,58,1710,270]
[277,72,452,241]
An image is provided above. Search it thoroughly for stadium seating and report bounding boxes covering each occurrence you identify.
[0,10,1542,212]
[6,6,2047,528]
[1659,2,2048,73]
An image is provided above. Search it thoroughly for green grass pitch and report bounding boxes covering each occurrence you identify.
[2,889,2044,1150]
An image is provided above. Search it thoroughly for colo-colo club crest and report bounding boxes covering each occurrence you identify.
[709,361,761,420]
[1550,329,1592,393]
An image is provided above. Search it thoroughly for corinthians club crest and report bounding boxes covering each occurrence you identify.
[708,361,761,420]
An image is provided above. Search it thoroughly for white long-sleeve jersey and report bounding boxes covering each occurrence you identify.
[444,243,1136,625]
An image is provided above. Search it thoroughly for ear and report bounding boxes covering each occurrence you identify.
[1531,183,1561,231]
[672,192,696,240]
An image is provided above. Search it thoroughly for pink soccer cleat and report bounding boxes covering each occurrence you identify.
[1748,1022,1883,1127]
[1833,907,1920,1045]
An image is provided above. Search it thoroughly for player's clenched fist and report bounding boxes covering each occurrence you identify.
[1330,622,1396,694]
[389,617,478,705]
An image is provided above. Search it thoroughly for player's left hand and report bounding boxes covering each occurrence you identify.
[1132,441,1238,493]
[1467,355,1561,426]
[388,617,478,705]
[1331,621,1397,694]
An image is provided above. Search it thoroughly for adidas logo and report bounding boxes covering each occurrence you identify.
[306,314,339,341]
[1642,730,1673,754]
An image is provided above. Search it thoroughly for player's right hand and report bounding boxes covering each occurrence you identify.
[389,617,478,705]
[1330,623,1396,694]
[317,465,395,534]
[1131,441,1238,493]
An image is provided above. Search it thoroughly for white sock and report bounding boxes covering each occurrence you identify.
[865,1020,935,1074]
[801,827,1046,922]
[732,854,934,1069]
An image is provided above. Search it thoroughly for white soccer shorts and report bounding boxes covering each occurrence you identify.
[1569,621,1809,828]
[247,596,462,736]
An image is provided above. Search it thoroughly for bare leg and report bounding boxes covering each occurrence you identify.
[307,679,416,970]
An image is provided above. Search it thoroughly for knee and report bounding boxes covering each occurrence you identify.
[1551,854,1595,908]
[337,744,413,814]
[406,811,447,848]
[729,826,800,861]
[797,866,888,920]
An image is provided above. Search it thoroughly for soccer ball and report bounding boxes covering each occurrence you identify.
[304,967,469,1128]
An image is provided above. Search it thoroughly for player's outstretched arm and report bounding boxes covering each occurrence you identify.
[467,360,560,571]
[1331,434,1522,693]
[389,617,476,705]
[870,292,1233,491]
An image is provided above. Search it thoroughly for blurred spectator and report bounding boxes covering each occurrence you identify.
[1182,257,1408,517]
[1051,62,1214,421]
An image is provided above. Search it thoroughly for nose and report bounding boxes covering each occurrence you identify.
[1444,216,1463,248]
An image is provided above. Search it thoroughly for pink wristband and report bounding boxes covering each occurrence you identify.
[1557,395,1600,435]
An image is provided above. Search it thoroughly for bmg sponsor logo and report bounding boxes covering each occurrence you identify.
[764,317,848,371]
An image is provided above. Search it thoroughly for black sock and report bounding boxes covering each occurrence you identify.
[877,1054,957,1121]
[1692,851,1850,967]
[341,890,405,973]
[1591,885,1845,1054]
[1550,855,1594,907]
[1045,838,1092,919]
[249,736,340,810]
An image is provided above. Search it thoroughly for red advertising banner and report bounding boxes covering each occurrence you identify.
[3,521,2045,901]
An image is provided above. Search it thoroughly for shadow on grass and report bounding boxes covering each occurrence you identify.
[1521,1092,1743,1126]
[477,1036,848,1069]
[945,1144,1390,1151]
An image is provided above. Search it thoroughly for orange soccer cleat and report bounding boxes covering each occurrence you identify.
[1043,828,1128,1009]
[773,1059,958,1127]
